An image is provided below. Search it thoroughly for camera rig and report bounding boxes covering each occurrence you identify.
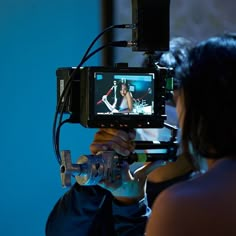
[53,0,177,187]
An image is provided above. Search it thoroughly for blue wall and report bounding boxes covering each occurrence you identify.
[0,1,100,235]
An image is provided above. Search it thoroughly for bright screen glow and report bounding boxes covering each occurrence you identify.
[94,72,155,115]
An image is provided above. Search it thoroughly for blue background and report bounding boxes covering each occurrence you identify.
[1,1,235,235]
[0,1,100,235]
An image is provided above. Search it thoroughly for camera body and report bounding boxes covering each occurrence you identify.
[57,65,172,128]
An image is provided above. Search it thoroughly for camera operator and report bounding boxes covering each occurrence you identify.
[46,37,203,236]
[145,33,236,236]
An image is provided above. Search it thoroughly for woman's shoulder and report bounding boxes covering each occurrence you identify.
[146,160,236,235]
[145,179,203,235]
[153,173,203,207]
[157,158,236,201]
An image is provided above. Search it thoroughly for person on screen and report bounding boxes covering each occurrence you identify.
[102,80,133,113]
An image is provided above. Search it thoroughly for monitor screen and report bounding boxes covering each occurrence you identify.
[94,71,155,115]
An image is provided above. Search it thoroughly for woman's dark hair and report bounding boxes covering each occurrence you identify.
[175,34,236,160]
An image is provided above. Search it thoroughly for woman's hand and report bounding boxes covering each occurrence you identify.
[90,128,136,156]
[90,128,168,204]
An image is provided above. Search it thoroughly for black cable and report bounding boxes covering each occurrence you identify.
[53,42,116,164]
[53,24,135,165]
[80,24,132,65]
[53,88,72,164]
[80,41,129,66]
[55,118,71,164]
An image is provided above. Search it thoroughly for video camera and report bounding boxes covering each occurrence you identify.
[54,0,177,187]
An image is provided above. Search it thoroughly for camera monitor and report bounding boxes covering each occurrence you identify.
[57,66,167,128]
[94,72,154,115]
